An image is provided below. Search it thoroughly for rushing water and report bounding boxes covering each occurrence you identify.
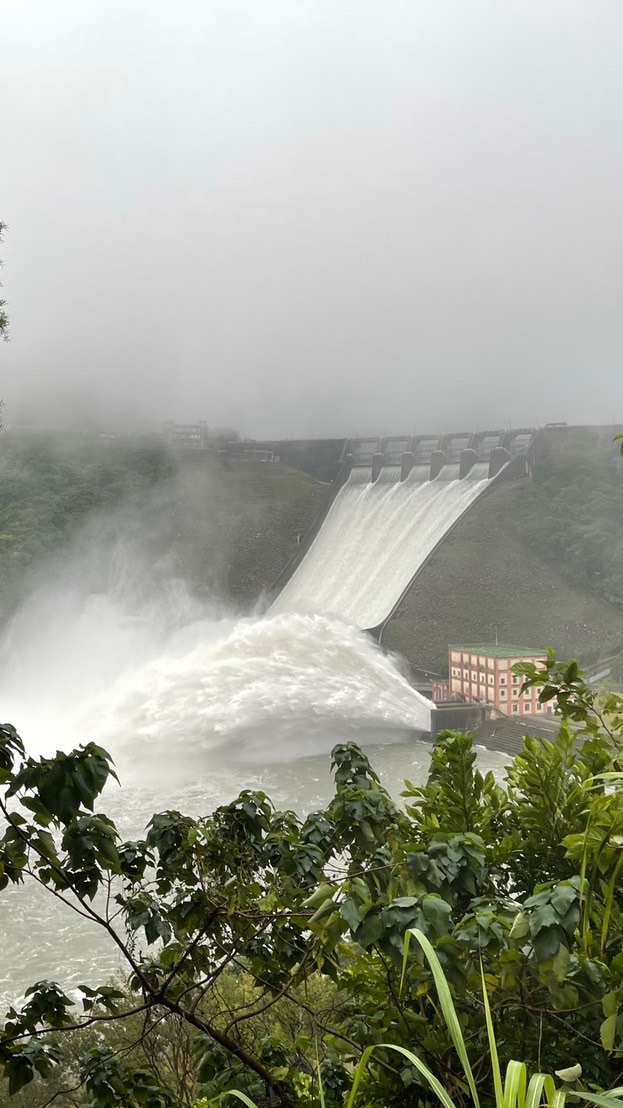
[0,562,507,1007]
[271,463,492,628]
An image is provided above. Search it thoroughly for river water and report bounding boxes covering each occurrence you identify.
[0,575,508,1008]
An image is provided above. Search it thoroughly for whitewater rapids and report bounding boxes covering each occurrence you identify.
[0,581,508,1007]
[0,587,431,773]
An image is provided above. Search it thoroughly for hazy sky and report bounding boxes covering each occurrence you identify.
[1,0,622,437]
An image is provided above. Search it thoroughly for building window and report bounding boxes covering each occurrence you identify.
[524,702,531,712]
[512,675,519,684]
[500,676,506,685]
[499,689,506,699]
[488,674,494,685]
[464,670,469,679]
[472,672,478,682]
[512,704,519,713]
[536,703,542,712]
[512,689,518,698]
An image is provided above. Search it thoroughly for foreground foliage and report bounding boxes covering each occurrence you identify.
[3,658,623,1105]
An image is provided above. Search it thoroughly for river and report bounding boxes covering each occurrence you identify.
[0,575,508,1007]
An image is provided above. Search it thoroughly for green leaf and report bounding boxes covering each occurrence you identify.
[509,911,530,940]
[571,1094,623,1108]
[340,897,362,932]
[550,884,578,918]
[555,1064,582,1082]
[354,913,384,949]
[601,1014,618,1052]
[603,991,620,1018]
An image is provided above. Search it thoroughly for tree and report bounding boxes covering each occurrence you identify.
[3,661,623,1105]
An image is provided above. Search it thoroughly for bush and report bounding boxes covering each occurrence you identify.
[3,657,623,1105]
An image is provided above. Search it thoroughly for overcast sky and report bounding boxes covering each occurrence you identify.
[1,0,622,437]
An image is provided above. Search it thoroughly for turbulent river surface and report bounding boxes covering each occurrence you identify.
[0,577,508,1007]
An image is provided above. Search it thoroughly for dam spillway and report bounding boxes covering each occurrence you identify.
[270,457,505,630]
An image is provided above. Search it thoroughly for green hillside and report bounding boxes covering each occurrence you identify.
[0,430,327,617]
[383,431,623,674]
[162,460,328,607]
[0,430,175,613]
[383,477,623,673]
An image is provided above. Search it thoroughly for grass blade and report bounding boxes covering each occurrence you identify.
[399,926,412,998]
[407,928,480,1108]
[220,1093,260,1108]
[525,1073,557,1108]
[601,852,623,955]
[503,1060,527,1108]
[569,1094,623,1108]
[315,1037,326,1108]
[345,1043,459,1108]
[480,958,503,1108]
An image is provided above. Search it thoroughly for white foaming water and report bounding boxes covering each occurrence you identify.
[0,581,432,771]
[0,564,513,1009]
[83,611,434,778]
[0,572,447,1005]
[271,463,493,628]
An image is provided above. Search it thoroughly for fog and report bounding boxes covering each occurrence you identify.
[1,0,622,435]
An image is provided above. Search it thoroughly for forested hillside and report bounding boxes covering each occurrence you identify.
[0,431,175,614]
[513,428,623,606]
[159,460,328,608]
[0,430,327,618]
[384,429,623,672]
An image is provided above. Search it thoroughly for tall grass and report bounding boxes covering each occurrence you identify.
[210,927,623,1108]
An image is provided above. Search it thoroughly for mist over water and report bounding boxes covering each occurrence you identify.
[0,500,508,1007]
[0,517,440,1004]
[0,557,432,774]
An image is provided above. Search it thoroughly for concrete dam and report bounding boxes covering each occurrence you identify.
[270,429,536,632]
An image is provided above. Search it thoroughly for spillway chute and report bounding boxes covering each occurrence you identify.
[270,452,514,630]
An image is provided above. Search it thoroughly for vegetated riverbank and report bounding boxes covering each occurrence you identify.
[2,661,623,1107]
